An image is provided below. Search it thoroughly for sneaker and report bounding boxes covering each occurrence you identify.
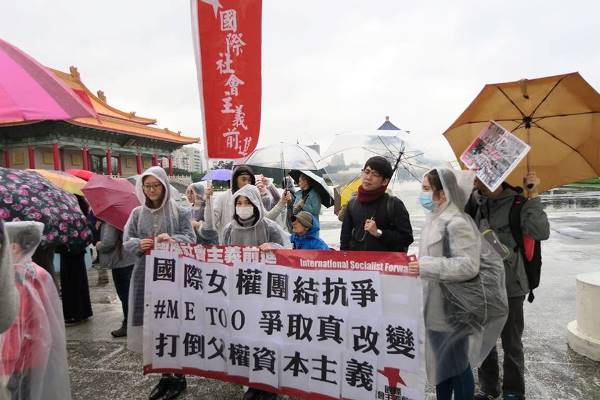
[475,391,499,400]
[110,324,127,338]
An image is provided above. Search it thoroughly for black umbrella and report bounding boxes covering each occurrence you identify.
[288,170,334,208]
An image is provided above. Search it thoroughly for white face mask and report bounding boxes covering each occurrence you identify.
[236,206,254,220]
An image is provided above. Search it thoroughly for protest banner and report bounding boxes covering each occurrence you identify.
[191,0,262,159]
[143,243,426,400]
[460,121,530,192]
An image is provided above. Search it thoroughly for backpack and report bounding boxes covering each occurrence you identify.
[509,195,542,303]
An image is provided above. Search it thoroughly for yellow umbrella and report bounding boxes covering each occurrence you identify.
[443,72,600,193]
[333,177,362,215]
[30,169,86,196]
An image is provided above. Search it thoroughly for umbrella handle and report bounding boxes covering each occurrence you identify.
[526,128,534,190]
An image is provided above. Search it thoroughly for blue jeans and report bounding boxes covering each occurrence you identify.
[111,265,134,322]
[436,366,474,400]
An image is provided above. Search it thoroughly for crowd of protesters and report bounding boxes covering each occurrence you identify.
[0,154,549,400]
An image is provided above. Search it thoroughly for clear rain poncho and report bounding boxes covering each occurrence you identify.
[221,184,291,248]
[124,166,196,353]
[0,221,71,400]
[418,168,508,385]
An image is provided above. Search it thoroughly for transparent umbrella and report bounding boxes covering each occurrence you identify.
[321,130,433,185]
[236,142,329,185]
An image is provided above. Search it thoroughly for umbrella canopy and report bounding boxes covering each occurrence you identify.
[333,176,362,215]
[443,72,600,193]
[289,169,334,208]
[0,167,92,247]
[30,169,86,196]
[0,38,96,123]
[238,143,327,171]
[321,130,431,187]
[66,169,95,181]
[82,175,140,231]
[201,168,233,181]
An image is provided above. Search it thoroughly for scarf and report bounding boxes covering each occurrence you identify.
[357,185,387,204]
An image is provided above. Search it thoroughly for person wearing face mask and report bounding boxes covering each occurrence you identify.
[123,166,196,400]
[220,184,289,248]
[408,168,483,400]
[205,165,274,242]
[216,184,288,400]
[340,156,413,252]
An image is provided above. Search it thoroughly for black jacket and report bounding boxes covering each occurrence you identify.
[340,193,413,252]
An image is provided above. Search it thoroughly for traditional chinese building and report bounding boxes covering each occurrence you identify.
[0,66,198,176]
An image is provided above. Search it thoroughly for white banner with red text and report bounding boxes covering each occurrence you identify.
[143,243,425,400]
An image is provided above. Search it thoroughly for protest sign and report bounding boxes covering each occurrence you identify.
[191,0,262,159]
[143,243,426,400]
[460,121,530,192]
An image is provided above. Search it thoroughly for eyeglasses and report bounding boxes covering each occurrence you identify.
[361,168,382,178]
[143,183,163,191]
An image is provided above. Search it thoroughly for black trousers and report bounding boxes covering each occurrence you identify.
[111,265,134,322]
[478,295,525,398]
[60,251,93,322]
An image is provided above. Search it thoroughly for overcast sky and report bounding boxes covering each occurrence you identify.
[1,0,599,161]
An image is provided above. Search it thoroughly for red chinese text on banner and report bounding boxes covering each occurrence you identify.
[191,0,262,159]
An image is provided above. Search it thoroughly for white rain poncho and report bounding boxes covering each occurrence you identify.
[418,168,508,385]
[0,221,71,400]
[222,184,291,248]
[123,166,196,353]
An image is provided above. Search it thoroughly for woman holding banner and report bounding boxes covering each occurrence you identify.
[218,184,289,400]
[408,168,506,400]
[123,166,196,400]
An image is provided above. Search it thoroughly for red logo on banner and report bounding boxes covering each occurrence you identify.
[192,0,262,159]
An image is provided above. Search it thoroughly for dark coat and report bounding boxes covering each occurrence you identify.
[340,193,413,252]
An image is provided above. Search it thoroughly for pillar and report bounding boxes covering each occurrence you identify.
[28,145,35,169]
[168,155,173,177]
[82,146,89,171]
[117,155,122,177]
[105,148,112,176]
[568,272,600,361]
[59,148,65,171]
[152,154,158,167]
[136,153,143,175]
[3,149,10,168]
[52,143,59,171]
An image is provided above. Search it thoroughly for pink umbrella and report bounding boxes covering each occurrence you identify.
[82,175,140,231]
[0,39,96,123]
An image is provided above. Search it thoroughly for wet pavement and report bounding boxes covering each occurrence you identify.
[66,191,600,399]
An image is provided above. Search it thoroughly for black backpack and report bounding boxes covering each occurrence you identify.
[509,195,542,303]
